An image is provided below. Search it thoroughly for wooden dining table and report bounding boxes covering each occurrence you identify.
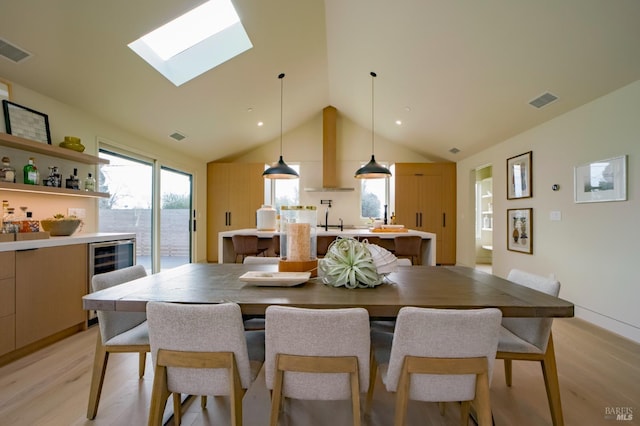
[82,263,574,319]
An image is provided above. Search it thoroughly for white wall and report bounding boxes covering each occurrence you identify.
[2,83,208,262]
[456,80,640,343]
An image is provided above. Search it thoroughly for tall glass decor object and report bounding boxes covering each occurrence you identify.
[278,205,317,276]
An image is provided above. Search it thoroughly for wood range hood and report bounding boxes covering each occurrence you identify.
[304,106,354,192]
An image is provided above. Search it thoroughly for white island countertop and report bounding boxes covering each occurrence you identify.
[0,232,136,252]
[219,228,437,265]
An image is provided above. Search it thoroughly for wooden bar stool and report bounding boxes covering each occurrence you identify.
[232,235,266,263]
[393,235,422,265]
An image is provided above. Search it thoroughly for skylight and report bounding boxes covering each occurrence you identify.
[128,0,252,86]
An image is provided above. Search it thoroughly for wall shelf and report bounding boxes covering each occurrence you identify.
[0,132,109,165]
[0,181,109,198]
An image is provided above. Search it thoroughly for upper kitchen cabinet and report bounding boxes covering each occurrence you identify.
[393,163,456,265]
[0,132,109,198]
[206,162,264,262]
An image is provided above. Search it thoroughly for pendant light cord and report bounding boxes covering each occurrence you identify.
[370,71,376,155]
[279,73,285,156]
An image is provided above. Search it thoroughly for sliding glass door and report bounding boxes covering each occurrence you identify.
[98,148,193,272]
[160,167,192,270]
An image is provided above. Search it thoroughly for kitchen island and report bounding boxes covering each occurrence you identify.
[218,228,437,265]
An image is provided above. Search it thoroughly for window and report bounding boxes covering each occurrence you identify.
[361,177,389,219]
[272,165,300,213]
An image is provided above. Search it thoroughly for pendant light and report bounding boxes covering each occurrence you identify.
[263,73,299,179]
[355,71,391,179]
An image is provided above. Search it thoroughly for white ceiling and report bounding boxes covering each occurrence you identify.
[1,0,639,163]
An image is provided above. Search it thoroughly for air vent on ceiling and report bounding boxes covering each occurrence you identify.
[0,38,32,63]
[529,92,558,109]
[449,147,460,154]
[169,131,187,142]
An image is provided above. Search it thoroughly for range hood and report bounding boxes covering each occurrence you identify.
[304,106,355,192]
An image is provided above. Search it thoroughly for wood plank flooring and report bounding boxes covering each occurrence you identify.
[0,317,638,425]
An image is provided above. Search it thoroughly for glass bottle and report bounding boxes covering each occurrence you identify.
[84,172,96,191]
[23,157,40,185]
[0,157,16,183]
[66,168,80,189]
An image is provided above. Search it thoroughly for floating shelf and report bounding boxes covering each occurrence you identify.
[0,132,109,165]
[0,181,109,198]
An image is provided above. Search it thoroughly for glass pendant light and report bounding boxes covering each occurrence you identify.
[355,71,391,179]
[263,73,299,179]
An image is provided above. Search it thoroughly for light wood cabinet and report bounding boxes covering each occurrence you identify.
[15,244,87,348]
[394,163,456,265]
[0,251,15,356]
[206,163,265,262]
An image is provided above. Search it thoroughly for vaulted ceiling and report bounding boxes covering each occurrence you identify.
[1,0,639,162]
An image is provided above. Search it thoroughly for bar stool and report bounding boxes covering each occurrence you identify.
[272,234,280,256]
[232,235,266,263]
[317,235,336,258]
[393,235,422,265]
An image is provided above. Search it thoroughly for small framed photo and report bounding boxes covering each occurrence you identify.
[574,155,627,203]
[507,151,532,199]
[507,208,532,254]
[2,99,52,144]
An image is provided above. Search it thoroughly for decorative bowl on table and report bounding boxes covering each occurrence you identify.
[40,215,82,236]
[58,136,86,152]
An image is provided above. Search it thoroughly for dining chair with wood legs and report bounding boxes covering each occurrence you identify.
[367,307,502,426]
[497,269,564,426]
[146,302,265,426]
[86,264,149,420]
[265,305,371,426]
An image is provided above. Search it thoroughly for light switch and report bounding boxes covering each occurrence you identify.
[550,211,561,221]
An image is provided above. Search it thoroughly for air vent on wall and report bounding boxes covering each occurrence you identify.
[529,92,558,109]
[0,38,32,63]
[169,131,187,142]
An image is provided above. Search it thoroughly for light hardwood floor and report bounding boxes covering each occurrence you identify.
[0,317,638,425]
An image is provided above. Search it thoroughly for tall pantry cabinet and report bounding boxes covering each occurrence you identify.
[393,163,456,265]
[206,162,264,262]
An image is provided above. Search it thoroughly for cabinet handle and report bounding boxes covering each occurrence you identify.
[443,213,446,227]
[420,212,423,228]
[228,211,232,227]
[415,212,419,227]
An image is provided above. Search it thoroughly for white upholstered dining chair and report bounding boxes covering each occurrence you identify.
[265,305,371,426]
[497,269,564,426]
[367,307,502,426]
[146,302,265,426]
[87,264,149,419]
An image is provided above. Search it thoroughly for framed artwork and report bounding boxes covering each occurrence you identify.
[574,155,627,203]
[507,208,532,254]
[2,99,52,144]
[0,78,12,133]
[507,151,532,199]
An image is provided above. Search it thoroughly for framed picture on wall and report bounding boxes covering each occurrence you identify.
[574,155,627,203]
[0,78,12,133]
[507,208,532,254]
[2,100,52,144]
[507,151,532,199]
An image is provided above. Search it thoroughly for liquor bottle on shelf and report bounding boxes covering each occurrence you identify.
[83,173,96,191]
[23,157,40,185]
[1,157,16,183]
[66,168,80,190]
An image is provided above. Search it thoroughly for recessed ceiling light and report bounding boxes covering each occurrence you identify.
[395,120,402,125]
[257,121,264,127]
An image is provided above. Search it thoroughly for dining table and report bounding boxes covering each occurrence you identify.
[82,263,574,319]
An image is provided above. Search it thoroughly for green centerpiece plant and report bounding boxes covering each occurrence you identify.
[318,237,396,289]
